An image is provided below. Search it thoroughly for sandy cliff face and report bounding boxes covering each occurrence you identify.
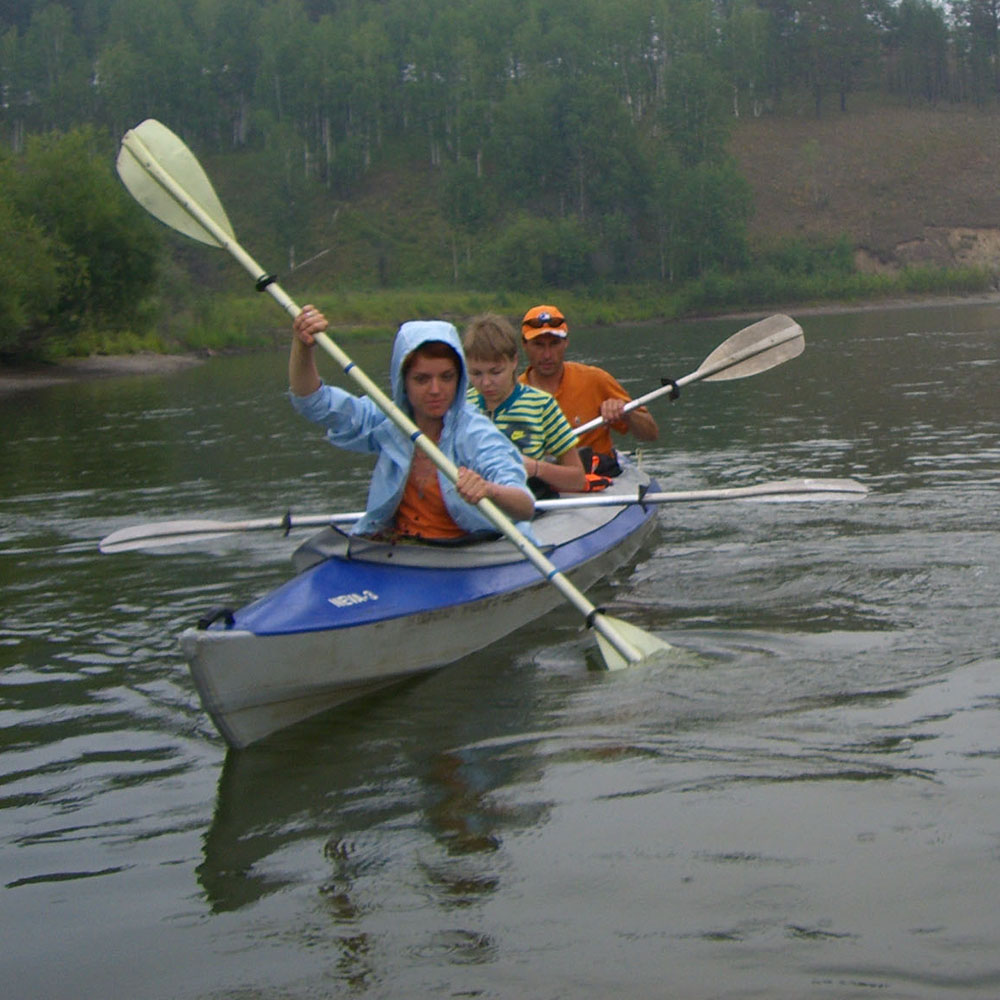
[855,227,1000,277]
[897,227,1000,270]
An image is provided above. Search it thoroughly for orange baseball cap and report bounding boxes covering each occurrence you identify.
[521,304,568,340]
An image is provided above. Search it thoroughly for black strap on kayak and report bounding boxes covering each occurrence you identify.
[637,482,651,511]
[356,528,502,548]
[420,529,503,546]
[197,606,235,630]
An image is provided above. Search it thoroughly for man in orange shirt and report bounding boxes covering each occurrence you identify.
[518,304,658,461]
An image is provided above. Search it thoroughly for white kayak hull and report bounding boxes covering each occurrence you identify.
[181,465,659,747]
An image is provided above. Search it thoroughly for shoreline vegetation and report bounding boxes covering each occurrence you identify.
[8,4,1000,381]
[136,261,999,356]
[9,255,994,362]
[3,288,997,398]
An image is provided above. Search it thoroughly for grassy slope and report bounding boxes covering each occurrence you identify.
[729,101,1000,258]
[288,102,1000,289]
[200,102,1000,285]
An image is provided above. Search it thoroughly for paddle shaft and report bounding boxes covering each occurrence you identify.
[536,478,867,509]
[119,127,645,664]
[572,316,803,439]
[98,478,868,553]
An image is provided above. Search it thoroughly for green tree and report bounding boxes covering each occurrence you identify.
[950,0,1000,102]
[683,159,753,274]
[94,37,146,139]
[191,0,262,147]
[474,213,596,290]
[0,25,27,150]
[658,48,732,165]
[647,144,752,281]
[344,9,395,168]
[799,0,879,115]
[254,0,311,125]
[7,127,161,341]
[886,0,950,103]
[647,145,687,282]
[721,0,773,117]
[21,3,93,130]
[0,168,62,356]
[1,0,35,32]
[101,0,209,136]
[442,158,497,282]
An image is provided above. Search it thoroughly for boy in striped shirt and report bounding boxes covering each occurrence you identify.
[463,314,587,497]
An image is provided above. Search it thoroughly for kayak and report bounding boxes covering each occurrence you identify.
[113,119,809,748]
[180,462,660,748]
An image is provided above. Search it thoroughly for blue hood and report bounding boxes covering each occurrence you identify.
[389,320,468,418]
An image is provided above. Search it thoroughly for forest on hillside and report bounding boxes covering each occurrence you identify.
[2,1,998,358]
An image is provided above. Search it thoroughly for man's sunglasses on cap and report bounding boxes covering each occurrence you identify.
[524,312,566,329]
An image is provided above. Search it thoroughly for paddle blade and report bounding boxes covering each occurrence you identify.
[593,614,672,671]
[751,477,869,502]
[696,313,804,382]
[99,519,241,553]
[117,119,234,246]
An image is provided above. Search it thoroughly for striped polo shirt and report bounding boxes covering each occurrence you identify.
[467,382,578,460]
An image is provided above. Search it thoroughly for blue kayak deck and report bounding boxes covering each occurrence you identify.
[234,474,657,637]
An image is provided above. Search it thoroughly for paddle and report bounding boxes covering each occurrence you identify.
[98,477,868,553]
[116,118,665,670]
[572,313,804,439]
[100,511,362,553]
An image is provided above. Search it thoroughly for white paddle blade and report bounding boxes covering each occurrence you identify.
[751,478,869,502]
[594,614,671,671]
[697,313,804,382]
[99,519,241,553]
[100,531,235,553]
[117,119,234,247]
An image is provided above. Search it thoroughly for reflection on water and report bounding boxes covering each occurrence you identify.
[197,666,552,916]
[2,304,1000,999]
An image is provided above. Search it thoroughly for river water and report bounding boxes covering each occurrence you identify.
[1,303,998,999]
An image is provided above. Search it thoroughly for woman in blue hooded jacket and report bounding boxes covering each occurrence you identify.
[290,305,534,540]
